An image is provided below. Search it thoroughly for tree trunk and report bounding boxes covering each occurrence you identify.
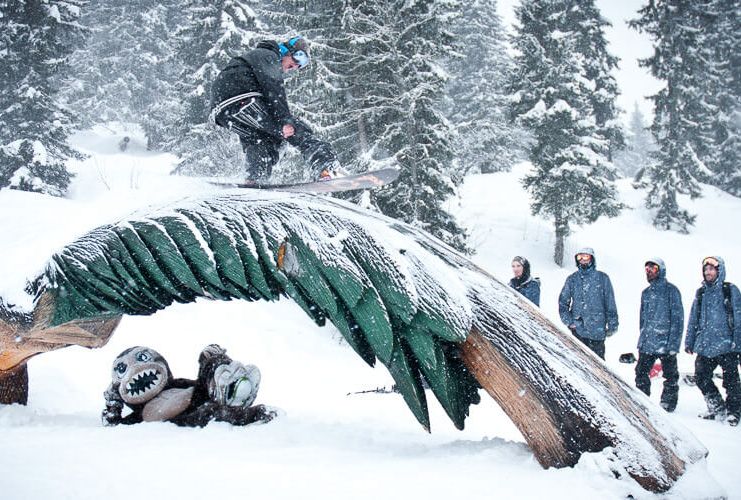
[357,115,369,154]
[0,364,28,405]
[553,218,568,267]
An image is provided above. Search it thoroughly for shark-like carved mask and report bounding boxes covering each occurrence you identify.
[111,346,170,405]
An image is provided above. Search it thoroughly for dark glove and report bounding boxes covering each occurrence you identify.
[102,400,123,426]
[102,384,124,426]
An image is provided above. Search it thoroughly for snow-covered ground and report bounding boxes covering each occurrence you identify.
[1,125,739,499]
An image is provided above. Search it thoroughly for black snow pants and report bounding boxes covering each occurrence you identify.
[635,352,679,412]
[214,96,336,181]
[574,335,605,360]
[695,352,741,418]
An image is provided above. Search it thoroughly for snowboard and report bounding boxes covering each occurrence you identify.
[209,168,399,194]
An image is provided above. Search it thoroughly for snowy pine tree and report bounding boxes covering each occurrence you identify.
[509,0,622,266]
[614,103,656,178]
[567,0,624,161]
[445,0,526,175]
[267,0,469,252]
[0,0,83,196]
[361,1,468,252]
[167,0,264,175]
[630,1,713,232]
[62,0,176,137]
[704,0,740,196]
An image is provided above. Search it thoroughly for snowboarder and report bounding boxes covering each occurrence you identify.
[558,247,619,360]
[509,256,540,306]
[634,258,683,412]
[210,36,341,182]
[685,256,741,425]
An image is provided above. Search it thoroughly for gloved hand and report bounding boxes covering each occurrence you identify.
[209,361,261,408]
[102,385,124,426]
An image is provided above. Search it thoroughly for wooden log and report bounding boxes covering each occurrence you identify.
[0,363,28,405]
[0,291,121,371]
[460,289,705,494]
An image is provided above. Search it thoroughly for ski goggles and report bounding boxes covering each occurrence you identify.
[645,262,659,272]
[291,50,310,69]
[702,256,719,268]
[576,253,592,261]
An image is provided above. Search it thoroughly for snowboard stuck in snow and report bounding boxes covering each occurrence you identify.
[208,167,399,193]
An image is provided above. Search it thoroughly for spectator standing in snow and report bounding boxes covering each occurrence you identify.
[634,258,684,412]
[210,36,340,182]
[509,256,540,306]
[558,247,619,360]
[685,256,741,425]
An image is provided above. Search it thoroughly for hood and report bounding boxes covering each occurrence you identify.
[255,39,280,56]
[574,247,596,269]
[512,256,531,282]
[645,257,666,280]
[702,255,726,285]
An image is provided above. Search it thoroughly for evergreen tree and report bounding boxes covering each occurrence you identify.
[705,0,740,196]
[62,0,175,135]
[268,1,469,252]
[0,0,84,196]
[614,103,656,178]
[568,0,624,161]
[630,1,713,232]
[167,0,264,175]
[443,0,526,175]
[509,0,622,266]
[360,1,468,251]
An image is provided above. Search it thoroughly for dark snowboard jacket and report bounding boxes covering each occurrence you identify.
[509,276,541,306]
[637,258,684,355]
[210,40,294,130]
[685,256,741,357]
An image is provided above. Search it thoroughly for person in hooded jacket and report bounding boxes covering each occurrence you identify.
[685,256,741,425]
[634,258,684,412]
[558,247,619,360]
[210,36,340,182]
[509,256,540,306]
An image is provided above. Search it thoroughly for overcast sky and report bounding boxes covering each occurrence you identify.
[496,0,663,125]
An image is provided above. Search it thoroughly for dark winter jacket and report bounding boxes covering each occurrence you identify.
[637,258,684,355]
[558,248,619,341]
[685,256,741,357]
[210,40,294,130]
[509,277,541,306]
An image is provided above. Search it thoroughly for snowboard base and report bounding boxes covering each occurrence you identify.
[209,168,399,194]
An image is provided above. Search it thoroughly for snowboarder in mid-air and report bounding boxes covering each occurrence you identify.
[210,35,341,183]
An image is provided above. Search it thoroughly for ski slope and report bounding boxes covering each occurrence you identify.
[0,125,738,499]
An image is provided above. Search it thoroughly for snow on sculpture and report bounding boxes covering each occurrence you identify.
[0,190,707,492]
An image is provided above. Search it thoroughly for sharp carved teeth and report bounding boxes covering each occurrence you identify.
[126,369,160,396]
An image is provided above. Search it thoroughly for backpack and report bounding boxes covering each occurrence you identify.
[695,282,735,330]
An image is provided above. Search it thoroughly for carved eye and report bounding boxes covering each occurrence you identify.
[136,351,151,362]
[115,362,127,376]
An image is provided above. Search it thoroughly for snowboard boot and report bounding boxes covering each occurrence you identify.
[727,414,739,427]
[317,161,347,181]
[699,394,727,420]
[660,401,676,413]
[699,409,726,420]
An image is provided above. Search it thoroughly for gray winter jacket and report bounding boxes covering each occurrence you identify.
[558,248,619,341]
[685,256,741,357]
[637,258,684,355]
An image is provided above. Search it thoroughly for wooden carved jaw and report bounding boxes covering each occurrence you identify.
[0,291,122,372]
